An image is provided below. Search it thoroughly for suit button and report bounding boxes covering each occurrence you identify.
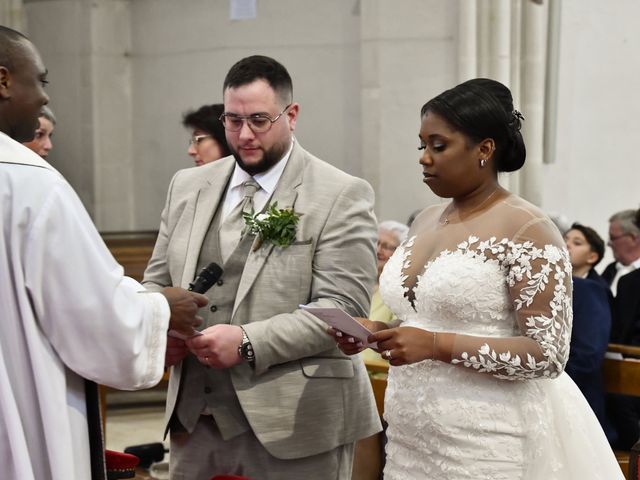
[204,386,212,394]
[209,305,217,312]
[217,279,224,286]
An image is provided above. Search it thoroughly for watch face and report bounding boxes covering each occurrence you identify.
[241,342,255,361]
[239,329,254,362]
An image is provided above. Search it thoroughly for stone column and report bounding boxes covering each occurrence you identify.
[359,0,459,224]
[0,0,25,30]
[518,0,549,205]
[24,0,134,231]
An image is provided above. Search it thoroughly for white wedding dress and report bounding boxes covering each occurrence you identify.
[379,195,623,479]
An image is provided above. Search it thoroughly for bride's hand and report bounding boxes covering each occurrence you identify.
[357,317,389,334]
[370,326,436,366]
[327,317,388,356]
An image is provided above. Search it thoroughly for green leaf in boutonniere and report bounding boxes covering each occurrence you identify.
[242,202,300,251]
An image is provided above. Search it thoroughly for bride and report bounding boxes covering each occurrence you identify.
[331,78,622,479]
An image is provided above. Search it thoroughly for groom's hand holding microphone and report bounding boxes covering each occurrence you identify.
[162,263,224,366]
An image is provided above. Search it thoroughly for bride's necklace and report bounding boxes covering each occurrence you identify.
[439,189,500,226]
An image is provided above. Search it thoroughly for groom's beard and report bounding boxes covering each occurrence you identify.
[230,138,291,176]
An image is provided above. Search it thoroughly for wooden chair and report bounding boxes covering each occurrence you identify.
[604,343,640,479]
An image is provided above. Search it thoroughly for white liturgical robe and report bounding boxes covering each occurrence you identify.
[0,132,169,480]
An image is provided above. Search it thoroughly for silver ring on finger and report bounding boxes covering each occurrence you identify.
[383,349,392,360]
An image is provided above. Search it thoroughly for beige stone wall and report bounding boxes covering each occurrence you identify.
[19,0,640,253]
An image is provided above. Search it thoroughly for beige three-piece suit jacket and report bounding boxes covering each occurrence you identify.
[142,141,382,459]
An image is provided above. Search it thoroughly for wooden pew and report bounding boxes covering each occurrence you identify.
[605,343,640,479]
[101,230,158,282]
[604,344,640,396]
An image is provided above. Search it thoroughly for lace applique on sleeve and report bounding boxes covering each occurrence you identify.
[450,225,573,381]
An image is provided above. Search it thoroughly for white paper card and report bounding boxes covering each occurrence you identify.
[168,329,203,341]
[300,305,377,348]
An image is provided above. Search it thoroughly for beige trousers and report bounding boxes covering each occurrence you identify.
[169,415,355,480]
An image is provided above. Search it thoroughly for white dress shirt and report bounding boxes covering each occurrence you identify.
[611,257,640,295]
[221,139,294,220]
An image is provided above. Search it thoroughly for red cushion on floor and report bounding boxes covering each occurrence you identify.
[104,450,140,473]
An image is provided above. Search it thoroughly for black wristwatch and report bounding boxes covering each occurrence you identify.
[238,328,255,364]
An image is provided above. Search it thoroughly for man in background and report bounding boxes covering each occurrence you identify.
[23,104,55,159]
[601,209,640,344]
[600,209,640,449]
[0,26,207,479]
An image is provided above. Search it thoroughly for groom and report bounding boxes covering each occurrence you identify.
[143,55,381,479]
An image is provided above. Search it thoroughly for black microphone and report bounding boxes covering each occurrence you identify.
[168,262,223,340]
[188,262,224,294]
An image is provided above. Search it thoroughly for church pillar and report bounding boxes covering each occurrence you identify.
[24,0,134,231]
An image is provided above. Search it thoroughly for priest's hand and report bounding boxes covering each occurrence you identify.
[165,336,189,367]
[161,287,207,337]
[186,324,244,369]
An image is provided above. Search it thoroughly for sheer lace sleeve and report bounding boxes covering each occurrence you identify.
[449,218,573,380]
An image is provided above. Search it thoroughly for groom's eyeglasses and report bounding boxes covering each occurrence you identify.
[219,104,291,133]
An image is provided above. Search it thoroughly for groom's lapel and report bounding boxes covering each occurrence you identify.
[232,143,306,318]
[181,160,234,287]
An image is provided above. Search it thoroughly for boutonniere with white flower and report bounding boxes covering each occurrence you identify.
[243,202,300,251]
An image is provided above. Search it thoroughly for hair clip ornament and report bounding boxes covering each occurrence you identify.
[510,110,525,131]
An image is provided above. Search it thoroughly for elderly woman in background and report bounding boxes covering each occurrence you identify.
[22,105,55,159]
[361,220,409,363]
[183,103,231,166]
[373,222,410,318]
[353,221,409,480]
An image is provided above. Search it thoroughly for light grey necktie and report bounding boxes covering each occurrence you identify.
[219,179,260,263]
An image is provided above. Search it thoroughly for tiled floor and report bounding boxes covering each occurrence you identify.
[105,404,167,452]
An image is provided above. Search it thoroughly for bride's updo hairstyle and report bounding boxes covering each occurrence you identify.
[421,78,526,173]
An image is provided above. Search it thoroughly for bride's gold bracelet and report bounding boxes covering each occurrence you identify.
[432,331,437,360]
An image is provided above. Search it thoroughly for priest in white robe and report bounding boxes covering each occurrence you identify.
[0,26,207,480]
